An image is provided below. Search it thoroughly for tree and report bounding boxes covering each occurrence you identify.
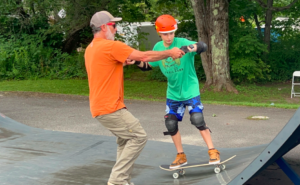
[190,0,238,93]
[254,0,299,51]
[57,0,152,53]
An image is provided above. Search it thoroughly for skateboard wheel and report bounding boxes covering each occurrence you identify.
[221,164,226,170]
[179,169,185,175]
[173,172,179,179]
[214,167,221,174]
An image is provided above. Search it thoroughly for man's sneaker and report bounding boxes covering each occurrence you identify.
[108,182,134,185]
[208,149,220,164]
[169,153,188,169]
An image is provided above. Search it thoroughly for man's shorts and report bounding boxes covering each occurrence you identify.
[165,95,204,121]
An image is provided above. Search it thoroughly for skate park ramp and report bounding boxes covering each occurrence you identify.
[0,107,299,185]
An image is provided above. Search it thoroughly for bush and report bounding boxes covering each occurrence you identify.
[268,32,300,81]
[229,34,270,83]
[231,58,270,83]
[147,67,167,81]
[0,33,86,80]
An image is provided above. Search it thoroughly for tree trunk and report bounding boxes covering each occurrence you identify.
[61,0,111,54]
[210,0,236,92]
[264,0,273,51]
[254,13,263,41]
[191,0,238,93]
[255,0,298,52]
[15,0,29,19]
[62,23,89,54]
[191,0,213,88]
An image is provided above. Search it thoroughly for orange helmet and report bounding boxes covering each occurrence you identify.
[155,15,177,33]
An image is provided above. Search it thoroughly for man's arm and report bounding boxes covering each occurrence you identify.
[127,47,185,62]
[129,42,207,71]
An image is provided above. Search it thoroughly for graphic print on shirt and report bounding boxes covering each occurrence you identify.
[162,57,183,75]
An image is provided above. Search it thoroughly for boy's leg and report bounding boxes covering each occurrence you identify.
[199,129,214,149]
[169,130,187,169]
[96,108,147,185]
[187,96,221,164]
[165,100,187,168]
[171,131,184,153]
[199,129,220,164]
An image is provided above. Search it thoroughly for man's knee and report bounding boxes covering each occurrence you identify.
[165,114,178,136]
[190,112,207,131]
[137,126,148,144]
[140,131,148,143]
[137,136,147,147]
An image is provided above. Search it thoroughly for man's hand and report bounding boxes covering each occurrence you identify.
[125,59,136,66]
[169,47,185,60]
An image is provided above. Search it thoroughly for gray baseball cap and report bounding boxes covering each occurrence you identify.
[90,11,122,27]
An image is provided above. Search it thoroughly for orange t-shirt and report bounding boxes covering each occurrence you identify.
[84,38,134,117]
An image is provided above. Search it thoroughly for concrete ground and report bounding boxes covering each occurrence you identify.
[0,91,299,184]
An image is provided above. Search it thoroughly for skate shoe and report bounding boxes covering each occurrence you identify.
[208,149,220,164]
[169,153,188,169]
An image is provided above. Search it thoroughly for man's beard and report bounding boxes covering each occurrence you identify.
[105,28,115,41]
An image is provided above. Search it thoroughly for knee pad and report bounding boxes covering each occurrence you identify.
[190,112,208,131]
[164,114,179,136]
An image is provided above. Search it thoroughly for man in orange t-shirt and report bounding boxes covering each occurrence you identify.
[84,11,184,185]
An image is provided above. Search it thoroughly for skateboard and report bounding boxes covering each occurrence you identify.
[159,155,236,179]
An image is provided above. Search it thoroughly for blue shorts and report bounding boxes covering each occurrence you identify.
[165,95,204,121]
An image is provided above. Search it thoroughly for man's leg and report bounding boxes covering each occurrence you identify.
[116,137,127,162]
[96,108,147,185]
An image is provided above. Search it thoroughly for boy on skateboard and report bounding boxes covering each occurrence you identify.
[131,15,221,169]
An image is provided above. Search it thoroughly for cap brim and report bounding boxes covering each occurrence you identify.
[159,29,177,33]
[111,18,122,22]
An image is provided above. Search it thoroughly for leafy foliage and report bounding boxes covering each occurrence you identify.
[0,0,300,83]
[230,34,270,83]
[0,32,86,80]
[268,32,300,81]
[0,0,152,80]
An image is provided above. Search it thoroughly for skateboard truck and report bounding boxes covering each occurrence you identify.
[214,163,226,174]
[172,169,185,179]
[172,163,226,179]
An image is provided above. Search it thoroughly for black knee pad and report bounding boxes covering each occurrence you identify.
[190,112,207,131]
[164,114,179,136]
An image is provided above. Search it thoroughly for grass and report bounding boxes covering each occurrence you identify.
[0,74,299,109]
[0,79,90,96]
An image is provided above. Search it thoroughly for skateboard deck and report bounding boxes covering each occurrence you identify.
[160,155,236,179]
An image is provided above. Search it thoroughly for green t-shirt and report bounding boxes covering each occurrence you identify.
[150,37,200,101]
